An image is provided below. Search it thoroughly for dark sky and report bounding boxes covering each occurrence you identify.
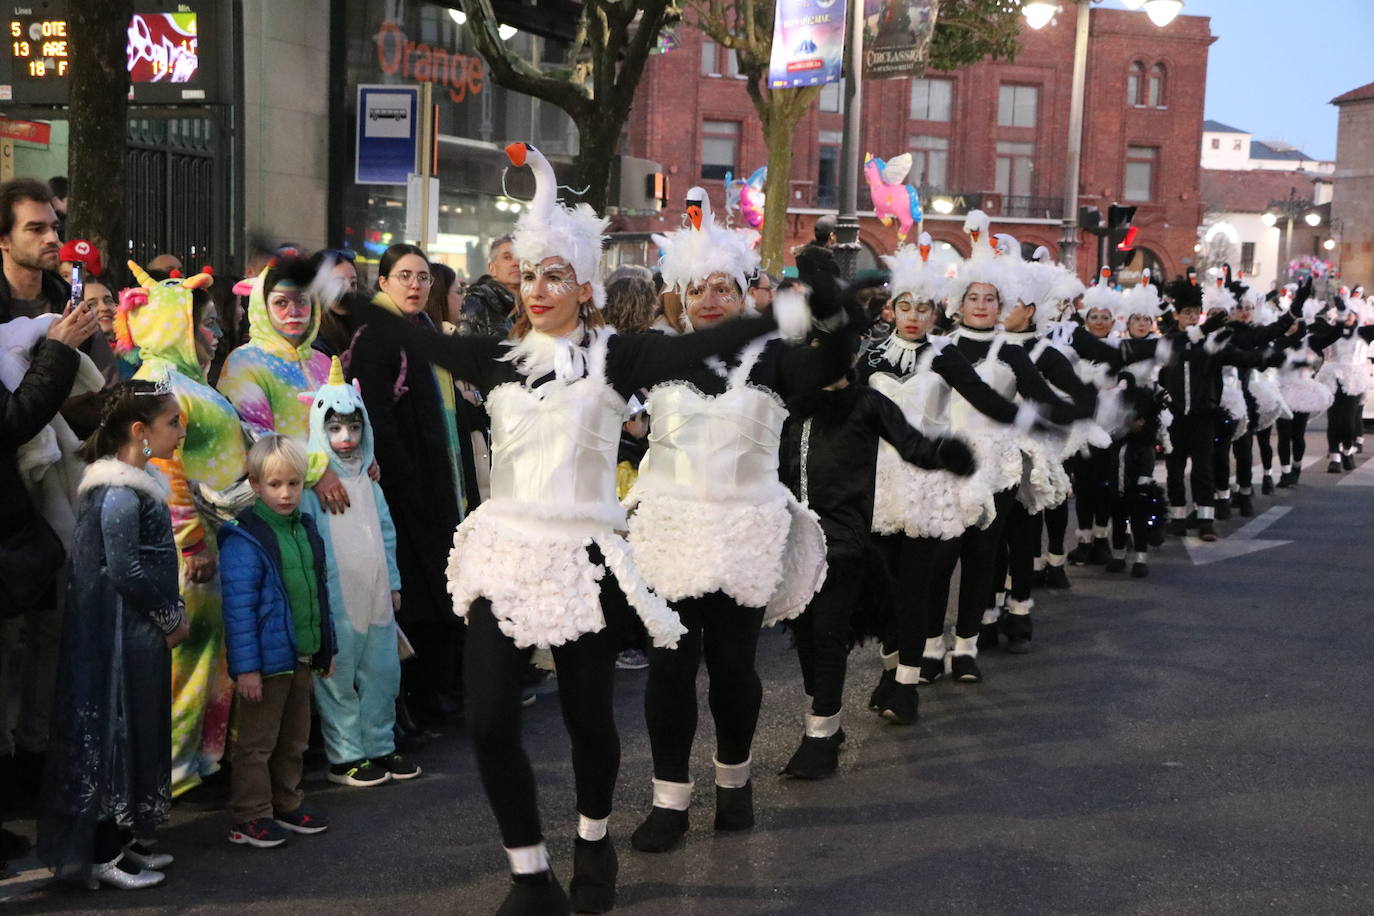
[1188,0,1374,160]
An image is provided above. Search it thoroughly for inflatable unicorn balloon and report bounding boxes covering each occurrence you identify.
[724,166,767,230]
[864,153,923,243]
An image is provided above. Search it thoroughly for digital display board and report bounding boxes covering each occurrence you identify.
[0,0,227,105]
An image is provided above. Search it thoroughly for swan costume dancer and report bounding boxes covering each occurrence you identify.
[861,235,1026,722]
[625,187,828,853]
[351,144,811,916]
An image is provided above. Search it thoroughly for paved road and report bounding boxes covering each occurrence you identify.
[6,429,1374,914]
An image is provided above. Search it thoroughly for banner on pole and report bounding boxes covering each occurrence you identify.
[768,0,847,90]
[862,0,937,80]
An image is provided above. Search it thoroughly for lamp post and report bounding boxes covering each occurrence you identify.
[1021,0,1185,272]
[1262,187,1320,283]
[834,0,865,279]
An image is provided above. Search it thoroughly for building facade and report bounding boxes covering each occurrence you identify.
[1331,81,1374,289]
[623,5,1214,285]
[1201,120,1334,175]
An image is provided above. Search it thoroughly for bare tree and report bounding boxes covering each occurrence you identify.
[67,0,132,279]
[460,0,677,213]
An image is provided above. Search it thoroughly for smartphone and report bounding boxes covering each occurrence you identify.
[69,262,83,307]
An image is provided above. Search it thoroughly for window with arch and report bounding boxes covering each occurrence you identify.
[1147,63,1166,108]
[1127,61,1145,106]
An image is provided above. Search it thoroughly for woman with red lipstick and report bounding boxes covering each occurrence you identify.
[350,145,814,915]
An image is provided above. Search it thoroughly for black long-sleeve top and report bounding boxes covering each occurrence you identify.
[857,335,1022,426]
[1123,330,1272,415]
[1002,330,1099,420]
[948,327,1079,425]
[779,384,944,560]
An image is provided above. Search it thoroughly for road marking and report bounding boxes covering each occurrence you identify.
[1183,506,1293,566]
[1338,456,1374,487]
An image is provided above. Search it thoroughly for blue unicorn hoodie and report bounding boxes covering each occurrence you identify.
[300,357,404,767]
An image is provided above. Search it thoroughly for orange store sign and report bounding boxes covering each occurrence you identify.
[374,20,485,103]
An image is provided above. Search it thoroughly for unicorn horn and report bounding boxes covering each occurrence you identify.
[127,260,155,289]
[328,355,345,386]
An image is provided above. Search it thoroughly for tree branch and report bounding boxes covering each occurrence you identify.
[460,0,591,115]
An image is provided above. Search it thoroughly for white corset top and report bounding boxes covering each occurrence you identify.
[868,346,950,438]
[638,383,785,497]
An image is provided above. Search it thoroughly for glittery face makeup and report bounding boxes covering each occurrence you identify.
[520,260,579,301]
[521,257,587,337]
[684,272,744,330]
[893,295,935,341]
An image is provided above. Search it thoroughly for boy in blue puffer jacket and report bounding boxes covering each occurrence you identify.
[219,434,336,849]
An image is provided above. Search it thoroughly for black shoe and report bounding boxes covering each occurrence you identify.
[1066,543,1092,566]
[781,733,842,780]
[867,668,895,712]
[1147,526,1165,547]
[497,868,571,916]
[569,835,617,914]
[1213,500,1231,521]
[1186,511,1199,529]
[1293,467,1303,485]
[1168,519,1188,537]
[1329,460,1343,474]
[880,683,919,725]
[1044,564,1071,589]
[1030,567,1047,588]
[630,807,688,853]
[1343,453,1356,470]
[1261,475,1274,495]
[918,655,944,684]
[1277,471,1295,488]
[1105,556,1126,572]
[1234,493,1254,517]
[1197,521,1217,542]
[950,655,982,683]
[1088,538,1112,565]
[977,622,1000,651]
[714,782,754,832]
[1131,561,1149,578]
[1002,614,1032,654]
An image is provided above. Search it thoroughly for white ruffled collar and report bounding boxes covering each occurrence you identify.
[953,325,998,342]
[875,333,928,375]
[500,324,613,384]
[78,457,170,499]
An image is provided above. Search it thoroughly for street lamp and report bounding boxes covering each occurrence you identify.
[1305,212,1322,227]
[1261,212,1278,228]
[1022,0,1186,272]
[1324,239,1336,251]
[932,197,955,215]
[1262,187,1317,282]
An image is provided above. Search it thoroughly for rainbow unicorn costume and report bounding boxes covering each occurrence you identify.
[117,260,251,795]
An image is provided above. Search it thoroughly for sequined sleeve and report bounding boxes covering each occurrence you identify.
[99,488,185,634]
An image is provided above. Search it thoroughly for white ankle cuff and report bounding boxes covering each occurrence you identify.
[880,649,899,670]
[1075,528,1090,543]
[506,843,550,875]
[1131,552,1147,564]
[1169,506,1187,519]
[895,664,921,685]
[981,608,1001,625]
[1006,598,1033,616]
[651,779,692,811]
[923,636,946,659]
[805,712,841,738]
[1033,557,1045,571]
[1196,506,1215,520]
[1047,553,1066,567]
[713,758,751,789]
[1092,525,1109,539]
[577,814,608,842]
[953,635,978,658]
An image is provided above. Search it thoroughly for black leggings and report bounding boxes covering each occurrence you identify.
[1327,391,1364,454]
[927,489,1015,641]
[1111,436,1157,554]
[794,555,864,718]
[995,501,1040,602]
[879,534,961,667]
[464,559,632,850]
[644,593,764,783]
[1072,447,1116,531]
[1166,410,1216,510]
[1277,412,1310,467]
[1043,500,1069,556]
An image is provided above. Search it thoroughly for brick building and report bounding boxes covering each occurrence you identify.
[622,6,1214,285]
[1331,81,1374,289]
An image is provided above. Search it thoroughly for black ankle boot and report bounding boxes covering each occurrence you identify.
[569,836,617,914]
[1105,555,1126,573]
[977,621,1000,651]
[1088,538,1112,565]
[714,782,754,832]
[1234,493,1254,517]
[497,868,571,916]
[1213,500,1231,521]
[1168,518,1188,537]
[1276,470,1294,488]
[1261,475,1274,495]
[781,732,842,780]
[1002,614,1032,654]
[1044,564,1071,589]
[630,807,688,853]
[880,682,919,725]
[868,668,895,711]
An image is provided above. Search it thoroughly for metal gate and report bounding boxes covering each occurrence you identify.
[124,117,221,270]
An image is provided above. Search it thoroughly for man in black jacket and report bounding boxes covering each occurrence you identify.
[457,234,518,337]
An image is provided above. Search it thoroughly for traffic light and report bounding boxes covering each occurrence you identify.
[1107,204,1137,269]
[1079,205,1103,234]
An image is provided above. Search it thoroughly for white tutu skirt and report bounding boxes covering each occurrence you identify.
[446,505,686,650]
[625,488,826,626]
[1220,379,1249,441]
[1317,362,1370,398]
[1249,374,1291,431]
[1017,432,1073,514]
[1279,372,1335,414]
[873,444,995,541]
[965,428,1024,499]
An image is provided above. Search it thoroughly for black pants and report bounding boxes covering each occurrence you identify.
[998,501,1040,602]
[879,534,962,667]
[463,557,631,850]
[794,555,864,718]
[1166,410,1216,510]
[1256,425,1273,474]
[1277,412,1310,467]
[926,489,1014,641]
[1043,499,1068,556]
[1327,391,1364,454]
[1112,435,1157,554]
[1072,447,1116,531]
[644,593,764,783]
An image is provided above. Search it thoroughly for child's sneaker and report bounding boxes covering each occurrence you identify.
[372,752,422,781]
[328,759,391,787]
[274,806,329,835]
[228,818,289,848]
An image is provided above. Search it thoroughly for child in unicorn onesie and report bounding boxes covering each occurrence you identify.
[116,261,252,796]
[300,357,418,787]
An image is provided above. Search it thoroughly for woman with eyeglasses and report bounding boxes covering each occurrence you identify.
[346,243,479,737]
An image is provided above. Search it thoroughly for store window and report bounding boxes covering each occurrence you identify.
[1124,146,1157,202]
[1211,138,1220,150]
[995,141,1034,197]
[701,120,740,180]
[1127,61,1144,106]
[701,39,720,76]
[997,85,1038,128]
[910,77,952,122]
[908,134,949,190]
[1147,64,1166,108]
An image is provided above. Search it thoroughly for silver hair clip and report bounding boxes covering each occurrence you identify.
[134,376,175,397]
